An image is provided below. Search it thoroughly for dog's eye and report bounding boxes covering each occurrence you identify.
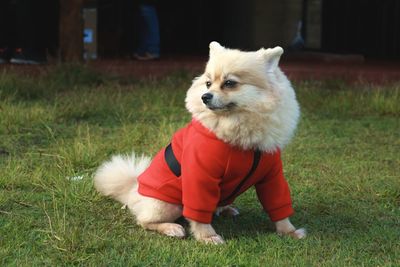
[206,81,212,88]
[223,80,237,88]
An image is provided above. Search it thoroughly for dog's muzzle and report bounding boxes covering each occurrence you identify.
[201,93,236,111]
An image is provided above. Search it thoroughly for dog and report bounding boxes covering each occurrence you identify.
[94,41,306,244]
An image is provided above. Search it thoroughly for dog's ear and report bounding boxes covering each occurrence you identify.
[209,41,224,57]
[260,46,284,72]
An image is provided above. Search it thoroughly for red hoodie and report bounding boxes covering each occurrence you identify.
[138,119,294,224]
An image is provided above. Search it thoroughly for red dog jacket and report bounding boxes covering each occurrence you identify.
[138,119,294,223]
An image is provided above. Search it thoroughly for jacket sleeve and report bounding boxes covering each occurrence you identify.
[181,142,226,224]
[255,151,294,222]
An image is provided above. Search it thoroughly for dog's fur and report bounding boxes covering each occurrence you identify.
[94,42,306,244]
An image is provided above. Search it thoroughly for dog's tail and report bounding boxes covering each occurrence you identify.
[94,153,151,205]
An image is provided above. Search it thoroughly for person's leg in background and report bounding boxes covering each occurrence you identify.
[134,2,160,60]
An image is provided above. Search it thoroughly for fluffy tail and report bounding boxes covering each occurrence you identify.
[94,153,151,205]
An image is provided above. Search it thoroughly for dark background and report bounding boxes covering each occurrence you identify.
[97,0,400,59]
[1,0,399,59]
[322,0,400,59]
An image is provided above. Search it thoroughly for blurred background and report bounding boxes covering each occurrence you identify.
[94,0,400,59]
[1,0,400,62]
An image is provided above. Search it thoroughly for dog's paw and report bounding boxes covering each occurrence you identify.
[161,223,186,238]
[290,228,307,239]
[279,228,307,239]
[200,234,225,245]
[215,205,240,217]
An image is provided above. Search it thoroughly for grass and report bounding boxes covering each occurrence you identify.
[0,66,399,266]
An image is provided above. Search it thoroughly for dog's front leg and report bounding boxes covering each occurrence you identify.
[188,219,225,244]
[275,217,306,239]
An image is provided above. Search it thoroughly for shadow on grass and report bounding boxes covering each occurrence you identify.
[206,203,384,241]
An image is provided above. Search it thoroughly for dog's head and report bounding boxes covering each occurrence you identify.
[185,41,299,151]
[186,41,285,118]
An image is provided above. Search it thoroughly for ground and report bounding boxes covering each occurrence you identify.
[2,55,400,84]
[0,65,399,266]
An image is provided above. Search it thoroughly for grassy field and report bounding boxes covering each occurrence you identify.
[0,66,399,266]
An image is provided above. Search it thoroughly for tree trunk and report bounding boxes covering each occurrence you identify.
[59,0,83,62]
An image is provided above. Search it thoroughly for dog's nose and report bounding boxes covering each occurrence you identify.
[201,93,213,104]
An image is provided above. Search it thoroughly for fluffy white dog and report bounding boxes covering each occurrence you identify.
[94,42,306,244]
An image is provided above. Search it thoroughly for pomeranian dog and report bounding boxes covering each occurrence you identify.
[94,41,306,244]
